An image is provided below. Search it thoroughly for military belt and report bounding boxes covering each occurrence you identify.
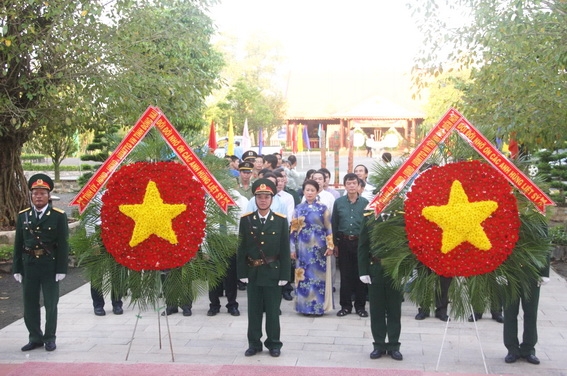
[247,255,279,267]
[23,248,46,258]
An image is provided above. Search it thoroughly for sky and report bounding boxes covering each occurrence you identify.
[209,1,425,115]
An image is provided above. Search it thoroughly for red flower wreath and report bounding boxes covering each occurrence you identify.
[405,160,520,277]
[101,161,206,271]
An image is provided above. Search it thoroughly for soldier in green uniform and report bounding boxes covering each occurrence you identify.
[358,211,404,361]
[12,174,69,352]
[237,178,291,358]
[503,254,550,365]
[236,161,254,200]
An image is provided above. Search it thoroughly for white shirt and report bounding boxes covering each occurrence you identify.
[246,194,287,219]
[277,190,295,225]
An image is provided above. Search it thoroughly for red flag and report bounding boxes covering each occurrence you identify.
[208,120,217,151]
[292,124,298,154]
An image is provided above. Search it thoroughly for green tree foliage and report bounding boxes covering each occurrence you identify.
[421,70,471,130]
[0,0,223,226]
[104,0,224,131]
[407,0,567,150]
[210,33,285,142]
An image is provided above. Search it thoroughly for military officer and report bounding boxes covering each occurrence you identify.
[12,174,69,352]
[503,253,550,365]
[236,161,254,200]
[237,178,291,358]
[358,211,404,361]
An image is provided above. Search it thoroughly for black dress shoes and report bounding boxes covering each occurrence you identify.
[113,306,123,315]
[269,348,281,357]
[182,306,192,316]
[45,341,56,351]
[161,307,178,316]
[491,312,504,323]
[207,309,219,316]
[21,342,43,351]
[388,350,403,361]
[282,291,293,301]
[468,313,483,322]
[370,349,385,359]
[356,310,369,318]
[94,307,106,316]
[244,348,262,357]
[228,307,240,316]
[414,309,430,320]
[523,354,540,365]
[505,353,520,363]
[435,312,449,322]
[336,309,351,317]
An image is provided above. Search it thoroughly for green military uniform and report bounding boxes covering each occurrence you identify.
[236,182,253,200]
[503,254,550,360]
[237,180,291,353]
[358,212,403,355]
[13,191,69,345]
[236,161,254,200]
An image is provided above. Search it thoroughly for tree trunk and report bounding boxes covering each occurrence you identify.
[53,161,61,182]
[0,134,29,227]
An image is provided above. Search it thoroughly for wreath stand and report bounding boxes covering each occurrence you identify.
[125,303,176,362]
[435,277,489,374]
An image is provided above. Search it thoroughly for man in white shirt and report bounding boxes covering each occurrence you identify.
[354,164,376,202]
[245,172,287,217]
[319,167,340,199]
[304,170,335,216]
[273,170,295,224]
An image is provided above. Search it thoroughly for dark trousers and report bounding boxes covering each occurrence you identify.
[246,283,282,351]
[209,255,238,311]
[23,257,59,343]
[419,275,452,315]
[504,279,540,356]
[368,263,403,352]
[338,238,366,312]
[90,285,123,309]
[281,260,295,295]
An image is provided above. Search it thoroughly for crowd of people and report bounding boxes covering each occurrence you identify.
[11,151,549,367]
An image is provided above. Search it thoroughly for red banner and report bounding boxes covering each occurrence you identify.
[70,106,236,214]
[70,106,160,212]
[454,115,554,213]
[368,107,555,215]
[154,113,236,212]
[369,108,463,213]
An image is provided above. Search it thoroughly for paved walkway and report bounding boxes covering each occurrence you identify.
[1,269,566,376]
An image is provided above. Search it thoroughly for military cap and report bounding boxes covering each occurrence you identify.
[252,178,276,196]
[242,150,258,161]
[238,161,254,171]
[28,173,54,191]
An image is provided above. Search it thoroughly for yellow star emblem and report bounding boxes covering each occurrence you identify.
[422,180,498,254]
[119,181,187,247]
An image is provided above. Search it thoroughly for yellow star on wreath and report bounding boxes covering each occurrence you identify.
[422,180,498,254]
[119,181,187,247]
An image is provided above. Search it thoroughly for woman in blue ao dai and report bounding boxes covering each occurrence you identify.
[290,179,334,316]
